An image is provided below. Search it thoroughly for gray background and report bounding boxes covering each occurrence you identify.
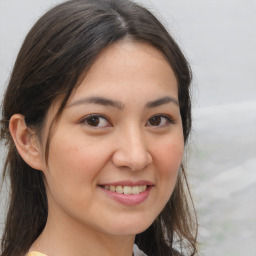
[1,0,256,255]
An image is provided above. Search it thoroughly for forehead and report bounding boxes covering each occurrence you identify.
[69,40,178,104]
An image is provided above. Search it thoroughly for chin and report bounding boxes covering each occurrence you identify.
[106,216,155,236]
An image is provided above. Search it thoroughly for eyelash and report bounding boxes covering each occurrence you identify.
[80,114,111,128]
[80,114,175,128]
[146,114,175,127]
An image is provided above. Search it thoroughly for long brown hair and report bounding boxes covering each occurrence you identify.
[0,0,197,255]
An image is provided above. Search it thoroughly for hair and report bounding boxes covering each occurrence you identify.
[0,0,198,255]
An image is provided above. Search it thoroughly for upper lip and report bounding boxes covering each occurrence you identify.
[98,180,154,186]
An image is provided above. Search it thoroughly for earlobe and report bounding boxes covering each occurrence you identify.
[9,114,44,171]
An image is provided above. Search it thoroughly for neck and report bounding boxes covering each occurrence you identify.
[30,207,135,256]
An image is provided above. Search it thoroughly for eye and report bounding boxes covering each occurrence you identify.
[146,114,174,127]
[80,114,111,128]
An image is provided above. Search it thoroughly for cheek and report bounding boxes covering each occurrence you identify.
[154,137,184,190]
[45,136,102,189]
[156,134,184,166]
[44,136,111,213]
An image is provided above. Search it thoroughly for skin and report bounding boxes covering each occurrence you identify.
[10,40,184,256]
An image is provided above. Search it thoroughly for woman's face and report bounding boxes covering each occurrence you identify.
[39,41,184,236]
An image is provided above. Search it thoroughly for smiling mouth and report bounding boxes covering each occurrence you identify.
[101,185,148,195]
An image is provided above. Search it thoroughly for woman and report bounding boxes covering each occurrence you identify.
[0,0,198,255]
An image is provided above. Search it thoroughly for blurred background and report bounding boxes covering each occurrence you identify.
[0,0,255,255]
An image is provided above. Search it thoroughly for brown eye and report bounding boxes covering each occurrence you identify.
[81,115,110,128]
[87,116,100,126]
[149,116,161,126]
[147,115,174,127]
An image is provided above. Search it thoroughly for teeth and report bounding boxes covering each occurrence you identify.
[104,185,110,190]
[124,186,133,195]
[116,186,123,194]
[104,185,148,194]
[132,186,140,194]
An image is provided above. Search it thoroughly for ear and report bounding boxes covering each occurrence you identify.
[9,114,44,171]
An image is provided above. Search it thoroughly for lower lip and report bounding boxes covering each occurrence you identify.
[99,186,152,206]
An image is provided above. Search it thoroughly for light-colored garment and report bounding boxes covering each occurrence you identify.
[26,252,47,256]
[26,245,147,256]
[133,244,147,256]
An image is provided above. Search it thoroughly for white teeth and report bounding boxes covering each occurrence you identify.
[116,186,123,194]
[104,185,148,194]
[123,186,133,195]
[132,186,140,194]
[139,185,147,193]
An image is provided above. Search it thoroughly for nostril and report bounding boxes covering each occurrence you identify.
[112,151,152,172]
[111,135,152,171]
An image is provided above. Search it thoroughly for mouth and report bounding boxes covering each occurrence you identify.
[98,181,154,205]
[101,185,148,195]
[99,183,153,206]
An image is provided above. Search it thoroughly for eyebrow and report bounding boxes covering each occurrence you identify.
[68,95,179,109]
[68,96,124,109]
[145,96,179,108]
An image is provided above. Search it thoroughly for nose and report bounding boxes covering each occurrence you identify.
[112,127,153,171]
